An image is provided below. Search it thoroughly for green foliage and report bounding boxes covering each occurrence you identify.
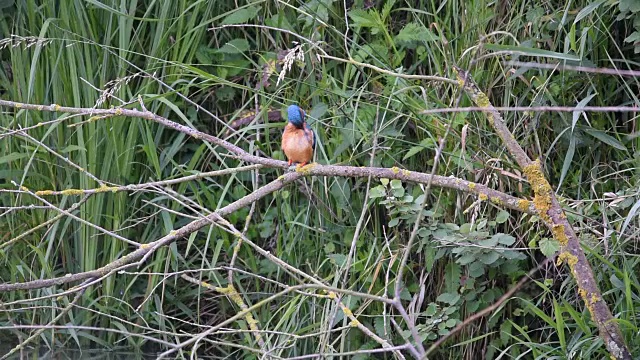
[0,0,639,358]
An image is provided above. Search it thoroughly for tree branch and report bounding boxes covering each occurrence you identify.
[453,66,631,360]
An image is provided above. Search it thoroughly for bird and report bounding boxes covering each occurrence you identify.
[281,104,316,167]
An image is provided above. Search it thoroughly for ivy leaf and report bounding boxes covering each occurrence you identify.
[221,6,261,25]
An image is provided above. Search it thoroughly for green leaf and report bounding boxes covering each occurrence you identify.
[574,0,607,23]
[583,128,627,151]
[478,236,499,247]
[557,136,575,190]
[327,253,347,267]
[436,292,461,305]
[494,233,516,246]
[374,316,387,337]
[381,0,396,19]
[396,23,438,47]
[539,238,560,258]
[217,39,250,54]
[495,210,509,224]
[424,303,438,316]
[468,261,485,277]
[457,253,476,266]
[444,262,461,293]
[324,242,335,253]
[221,6,261,25]
[624,31,640,43]
[0,152,28,165]
[478,251,500,265]
[60,145,86,153]
[388,217,400,227]
[403,138,435,160]
[484,44,581,61]
[370,185,386,198]
[348,9,379,28]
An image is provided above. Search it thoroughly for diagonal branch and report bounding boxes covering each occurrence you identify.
[452,66,631,360]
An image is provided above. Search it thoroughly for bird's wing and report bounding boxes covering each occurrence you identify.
[304,123,316,150]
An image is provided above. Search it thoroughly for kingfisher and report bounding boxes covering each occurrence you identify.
[282,104,316,167]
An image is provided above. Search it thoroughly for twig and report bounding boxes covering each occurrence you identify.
[507,61,640,77]
[420,105,639,114]
[32,164,263,196]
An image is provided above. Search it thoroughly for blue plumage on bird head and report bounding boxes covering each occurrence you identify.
[282,104,316,167]
[287,104,306,128]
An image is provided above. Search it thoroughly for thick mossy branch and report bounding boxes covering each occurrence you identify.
[454,67,631,360]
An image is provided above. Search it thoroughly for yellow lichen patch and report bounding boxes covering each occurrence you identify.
[478,193,488,201]
[169,230,178,236]
[295,162,317,175]
[219,285,244,306]
[19,186,29,192]
[468,183,476,190]
[518,199,531,211]
[35,190,55,196]
[475,92,491,109]
[401,169,410,177]
[52,104,61,111]
[556,251,578,270]
[96,185,119,193]
[37,105,43,110]
[349,319,360,327]
[341,307,353,317]
[578,288,588,301]
[523,160,553,223]
[391,166,400,175]
[115,108,123,115]
[590,293,601,305]
[552,224,568,246]
[139,243,152,249]
[490,197,503,206]
[60,189,85,196]
[328,291,337,299]
[15,103,22,108]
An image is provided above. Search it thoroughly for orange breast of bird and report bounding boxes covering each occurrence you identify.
[281,123,314,164]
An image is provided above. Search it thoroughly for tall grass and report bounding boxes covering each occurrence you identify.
[1,0,639,358]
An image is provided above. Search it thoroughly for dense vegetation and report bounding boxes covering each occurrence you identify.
[1,0,639,358]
